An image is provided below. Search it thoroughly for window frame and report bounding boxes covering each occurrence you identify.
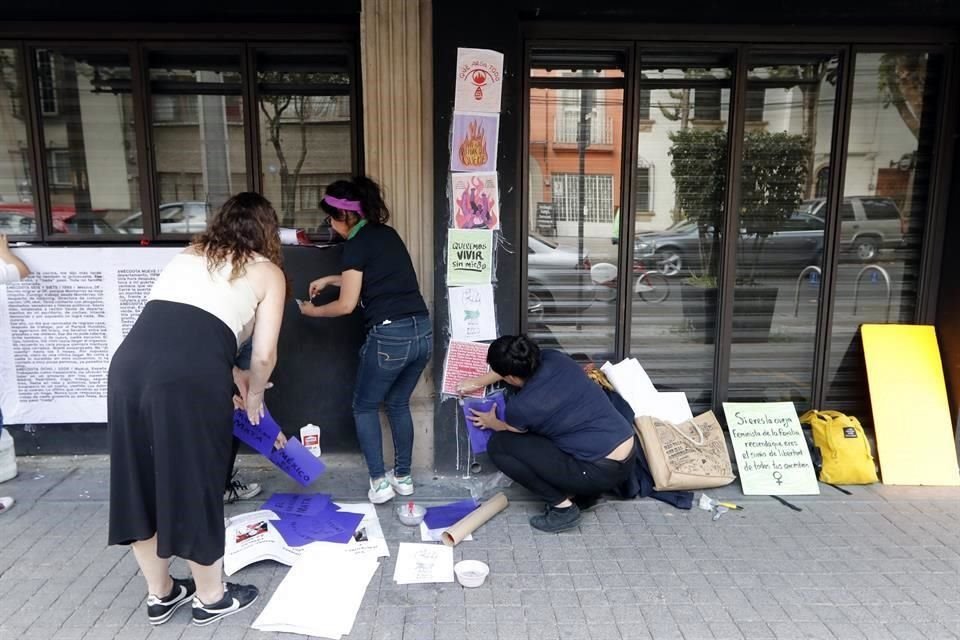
[520,30,955,414]
[0,24,361,245]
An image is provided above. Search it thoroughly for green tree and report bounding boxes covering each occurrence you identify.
[669,129,809,282]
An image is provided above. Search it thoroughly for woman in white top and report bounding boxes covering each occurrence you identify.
[107,193,286,628]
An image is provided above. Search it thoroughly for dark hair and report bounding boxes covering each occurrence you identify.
[487,335,541,379]
[320,176,390,225]
[194,192,282,280]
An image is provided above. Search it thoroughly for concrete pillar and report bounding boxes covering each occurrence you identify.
[360,0,436,471]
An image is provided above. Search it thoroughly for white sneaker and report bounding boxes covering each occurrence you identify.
[386,470,414,496]
[0,497,13,514]
[368,477,396,504]
[223,474,262,504]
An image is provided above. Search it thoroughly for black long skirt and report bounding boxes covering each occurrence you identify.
[108,300,237,565]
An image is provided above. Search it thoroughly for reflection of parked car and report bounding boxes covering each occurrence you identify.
[635,215,827,276]
[0,204,116,235]
[117,202,211,235]
[528,234,593,319]
[797,196,904,261]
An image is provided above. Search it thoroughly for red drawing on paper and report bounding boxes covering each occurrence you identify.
[453,173,499,230]
[441,340,490,398]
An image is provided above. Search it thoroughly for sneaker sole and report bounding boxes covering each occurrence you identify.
[368,488,396,504]
[192,593,259,627]
[149,595,194,625]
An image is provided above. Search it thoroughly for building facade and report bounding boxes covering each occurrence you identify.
[1,1,959,475]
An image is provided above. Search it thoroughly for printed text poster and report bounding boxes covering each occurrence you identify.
[441,340,490,398]
[452,172,499,230]
[454,48,504,113]
[450,113,499,173]
[447,229,493,286]
[448,285,497,342]
[723,402,820,496]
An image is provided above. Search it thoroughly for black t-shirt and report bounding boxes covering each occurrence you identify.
[341,223,428,328]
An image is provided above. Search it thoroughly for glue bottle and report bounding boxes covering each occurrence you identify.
[300,424,321,458]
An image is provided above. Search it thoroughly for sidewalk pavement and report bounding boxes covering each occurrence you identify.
[0,454,958,640]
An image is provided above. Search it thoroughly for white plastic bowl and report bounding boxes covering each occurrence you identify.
[454,560,490,588]
[396,503,426,526]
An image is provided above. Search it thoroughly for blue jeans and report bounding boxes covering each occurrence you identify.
[353,314,432,478]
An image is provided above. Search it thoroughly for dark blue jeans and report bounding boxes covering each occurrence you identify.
[353,314,432,478]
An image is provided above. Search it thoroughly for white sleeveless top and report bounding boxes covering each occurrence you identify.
[148,252,268,346]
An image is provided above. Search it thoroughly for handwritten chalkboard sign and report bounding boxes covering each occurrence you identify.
[722,402,820,496]
[535,202,556,236]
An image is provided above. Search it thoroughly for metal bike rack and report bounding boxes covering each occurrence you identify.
[793,265,822,317]
[853,264,892,322]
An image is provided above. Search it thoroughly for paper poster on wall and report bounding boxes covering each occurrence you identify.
[448,285,497,342]
[0,247,182,424]
[447,229,493,286]
[722,402,820,496]
[441,340,490,398]
[455,48,504,113]
[452,172,500,230]
[450,113,499,173]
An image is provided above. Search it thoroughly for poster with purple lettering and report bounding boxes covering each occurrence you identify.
[455,48,503,113]
[452,172,499,230]
[268,439,326,487]
[450,113,498,173]
[233,408,281,457]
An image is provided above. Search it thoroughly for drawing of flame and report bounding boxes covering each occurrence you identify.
[458,120,488,168]
[471,69,489,100]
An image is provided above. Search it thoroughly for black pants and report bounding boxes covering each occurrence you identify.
[487,432,636,505]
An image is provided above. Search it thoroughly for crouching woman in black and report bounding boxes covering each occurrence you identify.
[457,335,636,532]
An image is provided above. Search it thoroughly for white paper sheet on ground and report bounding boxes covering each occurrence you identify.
[601,358,658,414]
[638,391,693,424]
[224,510,312,576]
[419,522,472,543]
[328,502,390,558]
[252,544,380,639]
[393,543,454,584]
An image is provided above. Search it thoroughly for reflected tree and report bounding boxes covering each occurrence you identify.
[259,72,349,225]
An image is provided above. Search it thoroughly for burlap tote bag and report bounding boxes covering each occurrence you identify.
[634,411,735,491]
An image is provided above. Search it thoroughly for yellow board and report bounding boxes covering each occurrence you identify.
[861,324,960,486]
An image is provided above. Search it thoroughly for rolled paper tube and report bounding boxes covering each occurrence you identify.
[441,492,509,546]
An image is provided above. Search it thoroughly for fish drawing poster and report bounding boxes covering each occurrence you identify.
[448,285,496,342]
[454,48,504,113]
[447,229,493,286]
[450,113,499,173]
[452,172,499,230]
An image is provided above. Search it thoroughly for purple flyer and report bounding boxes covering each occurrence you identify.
[232,408,282,457]
[423,498,479,530]
[462,393,506,454]
[268,438,326,486]
[272,510,364,547]
[261,493,333,518]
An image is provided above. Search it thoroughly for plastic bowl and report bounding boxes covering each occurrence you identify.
[454,560,490,588]
[396,503,426,526]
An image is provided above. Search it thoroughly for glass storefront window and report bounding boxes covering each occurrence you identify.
[0,48,35,237]
[34,49,137,236]
[628,52,734,412]
[826,51,942,415]
[139,49,246,237]
[528,60,625,360]
[728,53,841,407]
[256,49,354,234]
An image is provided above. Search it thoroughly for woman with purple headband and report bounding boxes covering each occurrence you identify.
[299,177,430,504]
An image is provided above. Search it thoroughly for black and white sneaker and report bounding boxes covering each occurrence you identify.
[192,582,259,626]
[146,577,196,625]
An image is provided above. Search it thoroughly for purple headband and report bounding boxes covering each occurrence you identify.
[323,195,365,217]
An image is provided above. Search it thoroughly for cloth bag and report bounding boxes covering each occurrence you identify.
[634,411,735,491]
[799,410,878,485]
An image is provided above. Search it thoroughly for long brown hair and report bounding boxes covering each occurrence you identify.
[193,192,282,280]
